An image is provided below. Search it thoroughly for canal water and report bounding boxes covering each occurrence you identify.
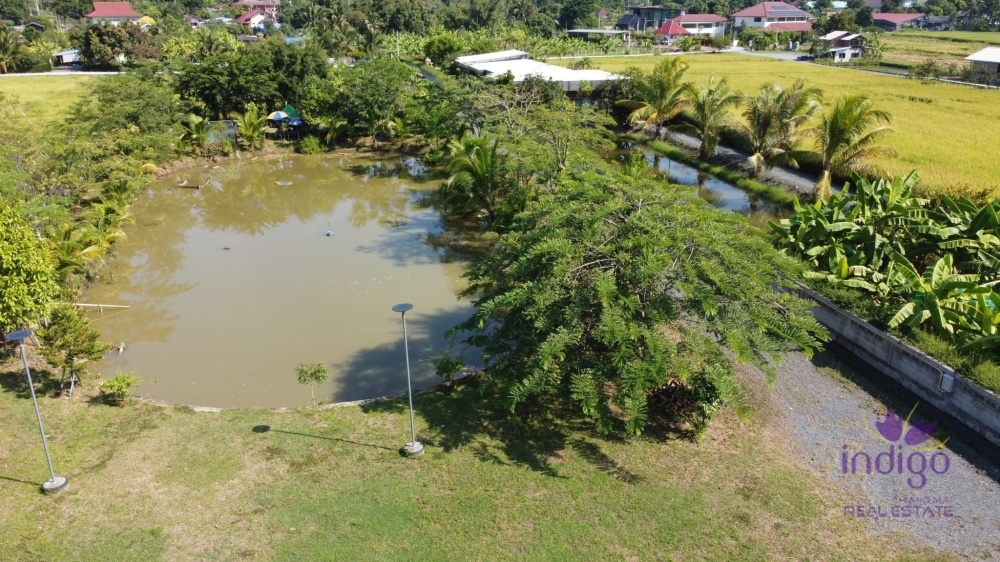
[86,155,478,408]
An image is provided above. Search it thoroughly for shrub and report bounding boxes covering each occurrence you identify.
[297,135,323,154]
[99,369,141,405]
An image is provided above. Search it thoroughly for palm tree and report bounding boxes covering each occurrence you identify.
[444,134,511,223]
[615,56,690,137]
[316,116,348,147]
[0,25,23,74]
[731,79,823,178]
[47,223,102,282]
[811,95,896,201]
[678,77,742,159]
[232,102,268,150]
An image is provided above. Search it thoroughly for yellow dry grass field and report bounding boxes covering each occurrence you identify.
[576,54,1000,199]
[883,32,1000,66]
[0,75,95,126]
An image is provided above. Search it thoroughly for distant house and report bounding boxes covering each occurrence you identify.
[669,13,728,37]
[234,9,275,29]
[454,50,621,95]
[53,49,80,66]
[966,47,1000,73]
[918,15,951,30]
[85,2,142,25]
[183,13,204,27]
[614,5,682,31]
[821,30,866,62]
[653,21,690,43]
[871,12,923,32]
[733,2,812,32]
[234,0,280,16]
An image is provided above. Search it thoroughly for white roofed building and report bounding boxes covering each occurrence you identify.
[820,30,866,63]
[966,47,1000,73]
[454,51,621,94]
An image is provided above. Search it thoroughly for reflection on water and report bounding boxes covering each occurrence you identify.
[85,155,477,408]
[608,148,793,229]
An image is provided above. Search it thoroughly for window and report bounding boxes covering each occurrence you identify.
[754,17,761,22]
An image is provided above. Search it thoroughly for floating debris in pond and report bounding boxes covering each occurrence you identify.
[326,231,333,236]
[276,180,293,186]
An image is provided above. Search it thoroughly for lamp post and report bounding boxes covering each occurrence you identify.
[391,304,423,457]
[5,329,69,493]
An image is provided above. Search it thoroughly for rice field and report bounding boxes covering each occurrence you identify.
[572,54,1000,200]
[882,32,998,66]
[0,74,95,126]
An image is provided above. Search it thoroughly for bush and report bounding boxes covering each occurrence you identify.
[297,135,323,154]
[99,369,141,405]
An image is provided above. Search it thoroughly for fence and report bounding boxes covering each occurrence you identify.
[796,282,1000,447]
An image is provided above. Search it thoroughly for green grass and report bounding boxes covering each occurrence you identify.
[574,55,1000,201]
[0,366,955,561]
[0,75,94,127]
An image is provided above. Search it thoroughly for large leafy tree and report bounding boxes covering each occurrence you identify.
[731,79,823,178]
[678,77,742,159]
[452,167,828,435]
[0,200,60,334]
[615,56,690,137]
[811,95,895,201]
[175,47,281,118]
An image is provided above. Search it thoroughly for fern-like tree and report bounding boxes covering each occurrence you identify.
[296,362,330,406]
[232,102,268,150]
[451,167,828,436]
[678,77,742,159]
[811,95,895,202]
[38,304,110,395]
[615,56,690,137]
[731,79,823,178]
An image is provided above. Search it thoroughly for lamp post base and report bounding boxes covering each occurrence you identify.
[403,441,424,457]
[42,476,68,494]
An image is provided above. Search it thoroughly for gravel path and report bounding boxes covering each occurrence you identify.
[771,346,1000,559]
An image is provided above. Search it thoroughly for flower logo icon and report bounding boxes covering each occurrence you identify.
[865,404,948,450]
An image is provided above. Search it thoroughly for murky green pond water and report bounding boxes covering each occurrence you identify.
[85,155,476,408]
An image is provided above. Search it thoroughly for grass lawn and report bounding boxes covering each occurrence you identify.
[570,54,1000,200]
[882,32,999,66]
[0,75,95,127]
[0,361,955,561]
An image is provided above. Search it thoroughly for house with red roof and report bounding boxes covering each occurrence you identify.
[234,8,275,28]
[85,2,142,25]
[234,0,280,16]
[733,2,812,32]
[872,12,923,32]
[653,20,690,43]
[669,13,728,37]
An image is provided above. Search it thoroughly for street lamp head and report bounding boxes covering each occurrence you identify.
[4,329,32,342]
[391,303,413,314]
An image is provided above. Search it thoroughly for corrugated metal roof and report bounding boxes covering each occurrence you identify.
[454,50,529,65]
[966,47,1000,63]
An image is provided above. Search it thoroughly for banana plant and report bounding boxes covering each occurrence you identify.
[886,251,987,335]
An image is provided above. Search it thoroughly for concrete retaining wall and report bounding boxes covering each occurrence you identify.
[796,283,1000,447]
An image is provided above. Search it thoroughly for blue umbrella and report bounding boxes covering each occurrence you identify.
[267,111,289,121]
